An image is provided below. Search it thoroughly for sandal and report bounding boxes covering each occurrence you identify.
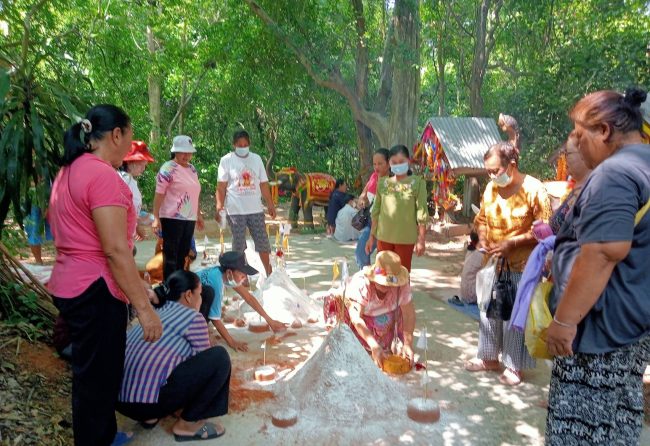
[499,368,522,386]
[174,422,225,442]
[464,358,500,372]
[139,419,159,430]
[111,432,134,446]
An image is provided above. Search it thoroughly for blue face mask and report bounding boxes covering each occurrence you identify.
[235,146,250,157]
[390,162,409,176]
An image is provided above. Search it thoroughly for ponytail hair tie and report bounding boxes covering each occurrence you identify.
[79,119,92,144]
[80,119,92,133]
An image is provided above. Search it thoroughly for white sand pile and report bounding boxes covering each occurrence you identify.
[251,269,321,323]
[268,324,448,443]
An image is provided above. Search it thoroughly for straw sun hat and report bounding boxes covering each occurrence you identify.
[364,251,409,287]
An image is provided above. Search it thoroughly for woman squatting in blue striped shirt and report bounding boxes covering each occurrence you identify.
[117,270,229,442]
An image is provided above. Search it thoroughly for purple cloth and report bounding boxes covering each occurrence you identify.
[509,236,556,332]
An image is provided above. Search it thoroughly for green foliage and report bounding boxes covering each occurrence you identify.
[0,0,87,233]
[0,281,50,341]
[0,0,648,230]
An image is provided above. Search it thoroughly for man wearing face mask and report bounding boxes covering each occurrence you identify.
[216,130,276,276]
[197,251,286,352]
[465,141,551,386]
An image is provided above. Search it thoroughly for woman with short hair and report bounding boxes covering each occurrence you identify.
[465,141,551,386]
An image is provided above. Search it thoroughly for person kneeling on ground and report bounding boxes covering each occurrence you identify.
[117,270,230,442]
[197,251,287,351]
[333,197,362,242]
[449,231,483,305]
[343,250,416,368]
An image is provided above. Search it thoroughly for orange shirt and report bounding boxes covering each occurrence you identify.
[475,175,551,272]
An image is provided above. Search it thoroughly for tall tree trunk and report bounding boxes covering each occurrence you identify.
[387,0,420,148]
[469,1,489,116]
[146,25,161,149]
[244,0,420,162]
[436,1,450,116]
[436,28,446,116]
[351,0,374,180]
[469,0,503,116]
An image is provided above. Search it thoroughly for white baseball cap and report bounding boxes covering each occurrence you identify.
[171,135,196,153]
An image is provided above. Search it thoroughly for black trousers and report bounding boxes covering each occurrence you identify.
[160,218,195,280]
[116,346,231,422]
[198,285,216,322]
[54,278,128,446]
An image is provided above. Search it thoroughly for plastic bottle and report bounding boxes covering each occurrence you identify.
[219,210,227,230]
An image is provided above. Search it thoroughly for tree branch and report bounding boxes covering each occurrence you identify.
[243,0,388,142]
[486,0,504,59]
[166,67,211,138]
[487,60,531,78]
[373,13,395,115]
[351,0,368,102]
[447,1,474,39]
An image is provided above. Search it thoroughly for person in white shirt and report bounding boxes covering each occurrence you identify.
[216,130,276,275]
[334,198,361,242]
[119,140,155,240]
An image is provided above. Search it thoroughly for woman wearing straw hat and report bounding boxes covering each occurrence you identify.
[152,135,205,280]
[344,250,416,368]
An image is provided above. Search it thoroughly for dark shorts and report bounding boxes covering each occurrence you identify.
[227,212,271,253]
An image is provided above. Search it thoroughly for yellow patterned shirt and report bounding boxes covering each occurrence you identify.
[475,175,551,272]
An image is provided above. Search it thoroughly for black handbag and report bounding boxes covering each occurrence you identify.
[486,258,516,321]
[351,206,370,231]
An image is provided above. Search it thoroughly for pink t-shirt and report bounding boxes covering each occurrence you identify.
[48,153,136,303]
[347,270,412,317]
[156,161,201,220]
[366,172,379,195]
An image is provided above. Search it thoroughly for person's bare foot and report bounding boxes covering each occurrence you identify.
[465,358,500,372]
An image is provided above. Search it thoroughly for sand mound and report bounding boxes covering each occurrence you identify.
[281,324,407,421]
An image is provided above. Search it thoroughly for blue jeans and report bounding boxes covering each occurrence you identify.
[355,224,376,269]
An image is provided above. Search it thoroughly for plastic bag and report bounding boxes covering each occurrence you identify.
[525,281,553,359]
[476,257,497,313]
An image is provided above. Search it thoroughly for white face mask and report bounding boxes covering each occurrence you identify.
[235,146,250,157]
[224,271,246,288]
[490,166,513,188]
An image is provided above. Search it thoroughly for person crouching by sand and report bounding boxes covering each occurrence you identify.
[197,251,287,351]
[117,270,230,441]
[342,250,416,368]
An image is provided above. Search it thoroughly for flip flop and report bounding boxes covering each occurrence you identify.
[174,422,225,442]
[111,432,134,446]
[139,419,159,430]
[447,295,464,306]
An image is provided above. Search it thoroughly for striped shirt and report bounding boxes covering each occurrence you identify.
[119,301,210,403]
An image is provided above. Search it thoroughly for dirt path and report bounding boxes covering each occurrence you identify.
[122,231,650,445]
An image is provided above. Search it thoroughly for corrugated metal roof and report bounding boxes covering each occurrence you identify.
[426,117,502,171]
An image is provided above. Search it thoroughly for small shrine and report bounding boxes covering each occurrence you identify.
[413,117,502,218]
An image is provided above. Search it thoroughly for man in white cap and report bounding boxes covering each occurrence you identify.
[216,129,276,276]
[153,135,204,279]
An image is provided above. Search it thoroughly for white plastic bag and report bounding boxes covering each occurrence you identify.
[476,257,497,313]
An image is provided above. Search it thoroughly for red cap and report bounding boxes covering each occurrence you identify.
[124,141,155,163]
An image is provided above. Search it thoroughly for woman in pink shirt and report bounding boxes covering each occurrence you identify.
[355,148,391,268]
[48,105,162,446]
[152,135,204,280]
[344,250,416,369]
